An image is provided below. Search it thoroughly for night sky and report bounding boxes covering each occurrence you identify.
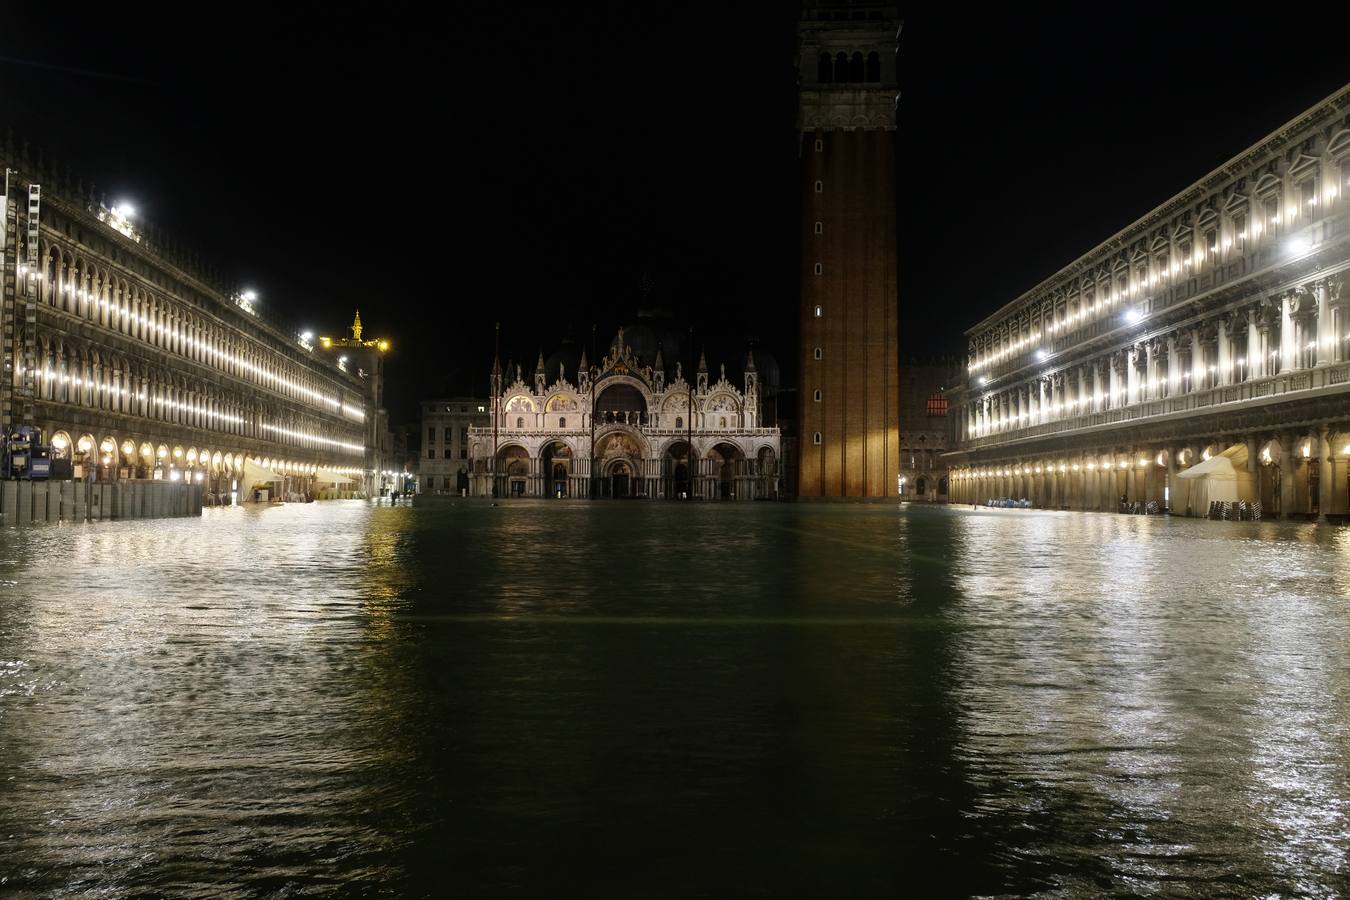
[3,6,1348,424]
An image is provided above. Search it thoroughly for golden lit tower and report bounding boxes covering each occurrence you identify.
[320,309,393,489]
[796,2,901,498]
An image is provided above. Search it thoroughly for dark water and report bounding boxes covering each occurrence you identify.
[1,501,1348,897]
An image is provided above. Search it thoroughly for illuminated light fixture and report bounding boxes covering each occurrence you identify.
[1087,462,1096,470]
[1303,444,1311,459]
[1072,463,1080,471]
[978,376,989,385]
[1035,349,1048,361]
[1285,234,1311,255]
[195,472,205,483]
[1118,460,1128,469]
[1124,307,1145,325]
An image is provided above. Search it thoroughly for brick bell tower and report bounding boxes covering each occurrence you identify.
[796,2,901,499]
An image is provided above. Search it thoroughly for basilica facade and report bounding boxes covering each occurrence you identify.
[468,327,781,500]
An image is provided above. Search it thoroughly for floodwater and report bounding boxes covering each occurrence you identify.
[1,500,1349,897]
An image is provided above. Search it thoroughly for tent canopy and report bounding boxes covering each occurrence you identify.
[242,458,283,486]
[1177,454,1237,480]
[316,468,353,485]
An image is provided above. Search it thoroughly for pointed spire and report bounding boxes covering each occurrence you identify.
[697,349,708,373]
[745,347,756,371]
[654,343,664,370]
[578,348,589,371]
[535,350,546,372]
[351,309,363,341]
[491,323,502,374]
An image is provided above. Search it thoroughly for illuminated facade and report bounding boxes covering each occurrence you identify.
[947,85,1350,519]
[0,152,385,500]
[795,1,902,499]
[468,327,781,499]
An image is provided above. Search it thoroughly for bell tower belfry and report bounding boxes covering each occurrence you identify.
[796,2,901,499]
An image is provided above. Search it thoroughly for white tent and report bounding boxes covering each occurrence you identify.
[1177,444,1256,515]
[241,458,284,488]
[316,468,353,485]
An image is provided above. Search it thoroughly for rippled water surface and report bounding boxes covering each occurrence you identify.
[2,500,1349,897]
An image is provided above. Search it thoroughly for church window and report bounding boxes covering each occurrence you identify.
[866,51,880,82]
[559,417,566,428]
[814,138,823,152]
[814,221,823,234]
[813,347,822,360]
[675,416,683,429]
[516,417,524,429]
[814,304,822,317]
[926,393,948,417]
[813,389,821,402]
[720,417,727,428]
[813,431,822,445]
[814,263,822,275]
[814,180,823,193]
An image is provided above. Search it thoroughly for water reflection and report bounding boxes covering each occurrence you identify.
[0,502,1347,895]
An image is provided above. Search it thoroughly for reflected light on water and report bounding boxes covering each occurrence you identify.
[0,501,1347,895]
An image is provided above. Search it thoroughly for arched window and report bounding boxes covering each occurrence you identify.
[813,431,822,445]
[720,417,727,428]
[814,180,823,193]
[926,393,948,417]
[813,389,821,402]
[849,52,863,82]
[559,416,566,428]
[817,52,831,83]
[675,417,683,429]
[814,221,823,234]
[834,52,848,82]
[516,416,524,429]
[866,51,880,82]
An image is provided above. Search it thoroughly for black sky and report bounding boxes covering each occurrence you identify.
[3,5,1348,424]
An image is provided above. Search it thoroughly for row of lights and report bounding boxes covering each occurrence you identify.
[33,369,247,425]
[61,432,367,479]
[23,245,363,424]
[972,331,1350,437]
[959,437,1348,479]
[968,193,1338,376]
[259,422,364,455]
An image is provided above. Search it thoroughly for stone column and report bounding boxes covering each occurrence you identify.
[1246,306,1260,380]
[1216,317,1230,385]
[1281,292,1296,373]
[1166,449,1178,512]
[1316,280,1331,367]
[1318,426,1333,520]
[1190,327,1204,391]
[1166,335,1178,395]
[1279,432,1297,518]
